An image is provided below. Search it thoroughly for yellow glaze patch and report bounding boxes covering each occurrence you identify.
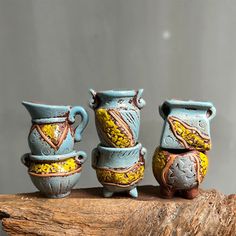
[29,158,79,174]
[96,109,132,148]
[41,124,61,144]
[152,148,168,183]
[96,163,144,185]
[169,117,211,150]
[198,152,208,178]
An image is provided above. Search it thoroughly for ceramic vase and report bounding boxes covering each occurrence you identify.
[22,101,89,156]
[153,99,216,199]
[21,151,86,198]
[92,143,146,198]
[153,148,208,199]
[21,101,89,198]
[89,89,146,198]
[89,89,145,148]
[159,99,216,151]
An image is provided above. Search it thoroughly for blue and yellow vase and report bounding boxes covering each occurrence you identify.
[153,100,216,199]
[92,143,147,198]
[89,89,145,148]
[89,89,146,197]
[21,101,89,198]
[22,101,89,156]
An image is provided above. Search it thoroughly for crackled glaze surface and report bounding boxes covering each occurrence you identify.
[22,101,89,155]
[89,89,145,147]
[92,143,147,197]
[96,162,145,186]
[159,100,216,151]
[152,148,208,190]
[29,158,80,174]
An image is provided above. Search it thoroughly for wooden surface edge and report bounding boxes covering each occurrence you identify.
[0,186,235,236]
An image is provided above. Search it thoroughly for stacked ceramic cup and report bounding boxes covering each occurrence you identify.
[21,101,89,198]
[89,89,147,198]
[152,100,216,199]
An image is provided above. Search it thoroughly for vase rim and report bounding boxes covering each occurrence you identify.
[96,89,138,98]
[97,142,141,151]
[163,99,214,109]
[22,101,71,109]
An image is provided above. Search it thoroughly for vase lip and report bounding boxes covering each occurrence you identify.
[22,101,71,109]
[96,89,139,98]
[97,142,142,151]
[163,99,215,109]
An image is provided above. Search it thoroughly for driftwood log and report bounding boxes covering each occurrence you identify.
[0,186,235,236]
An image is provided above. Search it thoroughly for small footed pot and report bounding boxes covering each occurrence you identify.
[21,151,87,198]
[92,143,147,198]
[152,147,208,199]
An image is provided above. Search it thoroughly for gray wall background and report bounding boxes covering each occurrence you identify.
[0,0,235,197]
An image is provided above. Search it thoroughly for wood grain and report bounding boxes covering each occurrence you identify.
[0,186,235,236]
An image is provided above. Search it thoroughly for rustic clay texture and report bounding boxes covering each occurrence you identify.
[0,186,235,236]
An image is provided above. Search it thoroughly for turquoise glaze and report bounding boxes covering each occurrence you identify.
[29,172,82,198]
[92,143,143,169]
[89,89,145,148]
[22,101,89,156]
[92,143,147,198]
[21,150,87,162]
[159,99,216,151]
[21,151,87,198]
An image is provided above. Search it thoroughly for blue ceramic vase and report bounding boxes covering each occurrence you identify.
[89,89,145,148]
[159,100,216,151]
[21,101,89,198]
[21,151,87,198]
[153,99,216,199]
[92,143,147,198]
[22,101,89,156]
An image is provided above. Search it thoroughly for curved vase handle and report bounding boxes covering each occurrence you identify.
[134,89,146,109]
[69,106,89,142]
[75,151,87,165]
[91,148,99,168]
[21,153,30,167]
[140,147,147,161]
[89,89,100,110]
[159,102,170,120]
[207,105,216,121]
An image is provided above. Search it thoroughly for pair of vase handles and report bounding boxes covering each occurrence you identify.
[159,103,216,121]
[71,89,146,142]
[43,91,217,145]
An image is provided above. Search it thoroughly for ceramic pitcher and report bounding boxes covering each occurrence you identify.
[22,101,89,156]
[89,89,145,148]
[159,100,216,151]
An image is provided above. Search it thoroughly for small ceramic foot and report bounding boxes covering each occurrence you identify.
[103,188,114,198]
[183,187,199,199]
[129,187,138,198]
[160,186,175,199]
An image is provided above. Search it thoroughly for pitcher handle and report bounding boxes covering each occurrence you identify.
[21,153,30,167]
[69,106,89,142]
[207,105,216,121]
